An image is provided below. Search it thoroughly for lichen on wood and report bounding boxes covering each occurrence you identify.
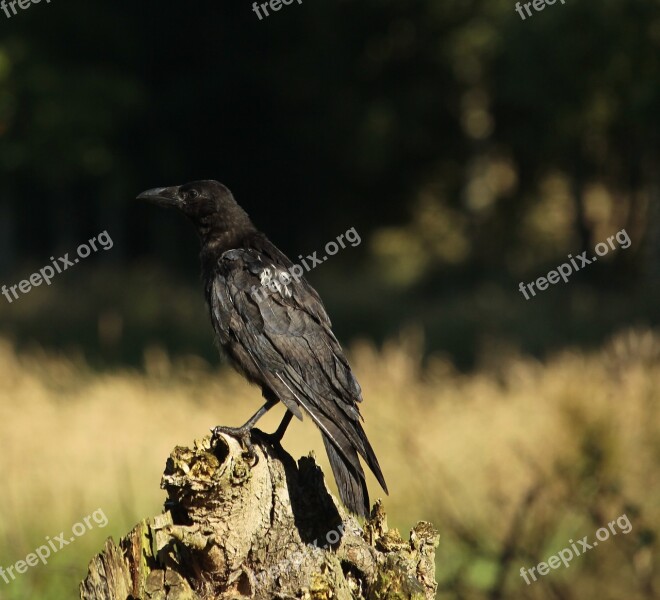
[80,431,439,600]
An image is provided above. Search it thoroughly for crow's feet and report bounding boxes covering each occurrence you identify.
[211,425,257,462]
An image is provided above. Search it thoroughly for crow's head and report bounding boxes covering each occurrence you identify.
[138,180,254,235]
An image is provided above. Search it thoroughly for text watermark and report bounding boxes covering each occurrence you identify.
[252,0,303,21]
[515,0,566,21]
[0,508,109,585]
[254,521,358,586]
[1,0,52,20]
[250,226,361,303]
[520,513,632,585]
[518,228,631,300]
[1,230,114,304]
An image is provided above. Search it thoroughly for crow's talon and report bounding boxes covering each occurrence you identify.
[212,425,258,463]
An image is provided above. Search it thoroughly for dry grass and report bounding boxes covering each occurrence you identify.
[0,329,658,599]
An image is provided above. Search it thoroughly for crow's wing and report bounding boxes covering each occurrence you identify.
[208,245,387,496]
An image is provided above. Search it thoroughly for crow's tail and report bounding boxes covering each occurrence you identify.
[321,431,370,518]
[311,407,387,517]
[290,391,387,517]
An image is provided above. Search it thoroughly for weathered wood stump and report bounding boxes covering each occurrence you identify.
[80,431,439,600]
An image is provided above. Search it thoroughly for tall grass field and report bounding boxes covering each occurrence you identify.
[0,329,657,599]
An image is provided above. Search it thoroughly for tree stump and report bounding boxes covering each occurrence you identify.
[80,431,439,600]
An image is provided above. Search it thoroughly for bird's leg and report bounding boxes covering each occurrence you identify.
[250,410,293,448]
[271,410,294,442]
[211,399,277,458]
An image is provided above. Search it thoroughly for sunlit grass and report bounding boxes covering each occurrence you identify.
[0,328,658,599]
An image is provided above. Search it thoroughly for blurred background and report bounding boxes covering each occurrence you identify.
[0,0,658,598]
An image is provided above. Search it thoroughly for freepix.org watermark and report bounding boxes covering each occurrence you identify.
[1,0,52,20]
[514,0,566,21]
[519,513,632,585]
[518,229,631,300]
[250,226,361,303]
[252,0,303,21]
[255,522,357,587]
[1,230,113,304]
[0,508,108,585]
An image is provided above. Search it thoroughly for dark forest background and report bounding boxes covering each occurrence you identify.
[0,0,658,366]
[1,3,660,600]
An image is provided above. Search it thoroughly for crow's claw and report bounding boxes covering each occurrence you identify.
[211,425,257,462]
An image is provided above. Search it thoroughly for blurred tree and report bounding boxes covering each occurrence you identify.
[0,0,657,362]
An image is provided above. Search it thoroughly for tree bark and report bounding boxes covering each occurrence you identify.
[80,431,439,600]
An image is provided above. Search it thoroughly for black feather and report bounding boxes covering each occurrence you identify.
[139,180,388,516]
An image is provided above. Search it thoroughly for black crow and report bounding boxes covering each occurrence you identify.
[138,180,387,517]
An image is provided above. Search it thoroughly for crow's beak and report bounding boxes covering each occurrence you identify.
[137,186,183,208]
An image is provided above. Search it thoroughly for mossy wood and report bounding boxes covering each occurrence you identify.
[80,432,438,600]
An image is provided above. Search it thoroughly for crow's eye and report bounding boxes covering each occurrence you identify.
[187,189,199,200]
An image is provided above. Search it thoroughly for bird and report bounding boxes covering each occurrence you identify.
[138,180,387,517]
